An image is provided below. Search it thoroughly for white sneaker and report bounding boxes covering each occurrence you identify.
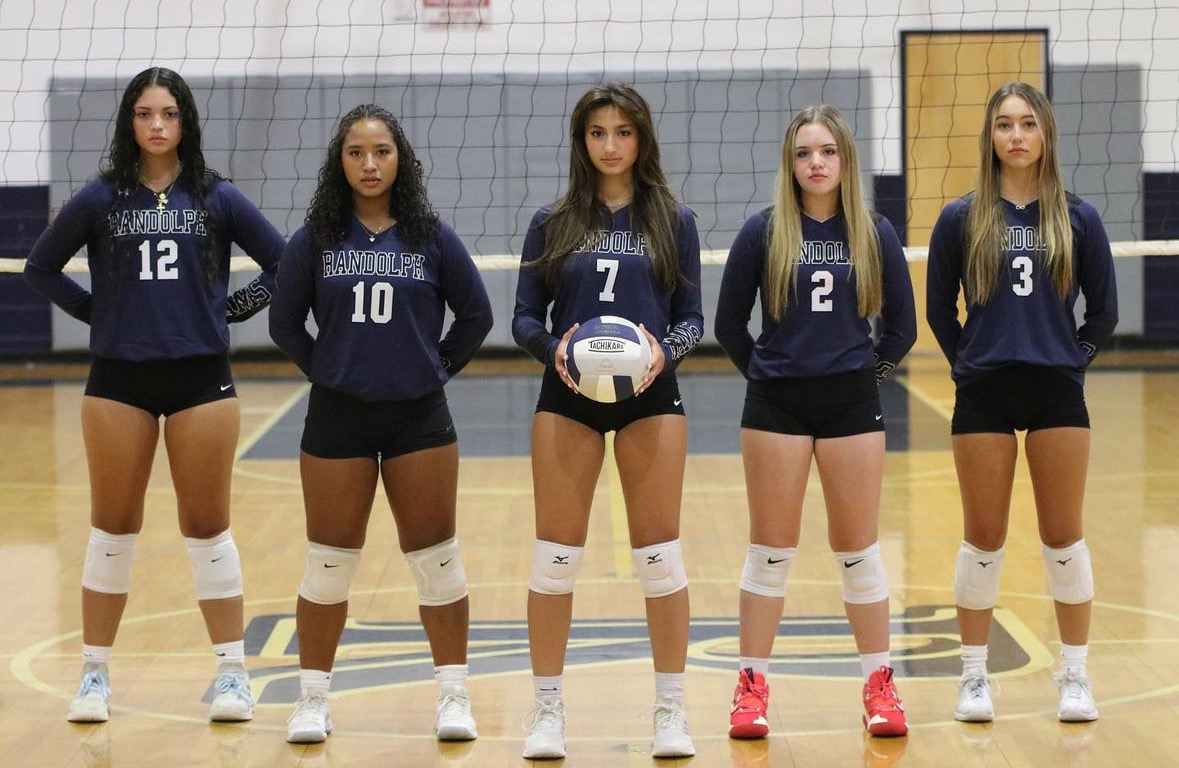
[651,698,695,758]
[1055,670,1099,722]
[954,673,997,722]
[67,663,111,723]
[522,697,565,759]
[210,664,255,722]
[435,688,478,740]
[287,692,332,743]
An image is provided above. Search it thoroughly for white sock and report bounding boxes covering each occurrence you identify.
[533,675,562,702]
[82,644,112,666]
[738,656,770,676]
[860,651,891,679]
[213,640,245,667]
[1060,643,1088,675]
[299,668,332,696]
[960,644,988,677]
[435,664,469,695]
[654,671,685,702]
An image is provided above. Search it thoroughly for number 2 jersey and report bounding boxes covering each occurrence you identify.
[268,220,493,403]
[926,194,1119,383]
[23,176,283,361]
[714,208,917,380]
[512,203,704,369]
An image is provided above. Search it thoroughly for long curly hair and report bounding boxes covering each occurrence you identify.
[531,82,684,293]
[306,104,438,249]
[100,67,223,283]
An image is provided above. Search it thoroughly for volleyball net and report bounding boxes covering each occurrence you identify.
[2,0,1178,269]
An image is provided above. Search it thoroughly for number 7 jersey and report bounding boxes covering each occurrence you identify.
[512,203,704,369]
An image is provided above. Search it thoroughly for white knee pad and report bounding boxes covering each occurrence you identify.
[82,527,137,594]
[834,542,890,605]
[528,540,585,596]
[632,539,689,598]
[405,537,468,607]
[299,542,362,605]
[954,542,1005,610]
[739,543,795,598]
[185,530,243,600]
[1043,539,1094,604]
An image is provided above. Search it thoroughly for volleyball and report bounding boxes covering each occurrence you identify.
[566,316,652,403]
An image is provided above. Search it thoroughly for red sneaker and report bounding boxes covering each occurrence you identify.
[729,668,770,739]
[862,666,908,736]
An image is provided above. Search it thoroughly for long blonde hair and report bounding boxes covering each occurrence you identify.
[765,105,881,319]
[965,82,1073,303]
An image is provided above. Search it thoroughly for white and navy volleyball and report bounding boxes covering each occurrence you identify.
[566,316,652,403]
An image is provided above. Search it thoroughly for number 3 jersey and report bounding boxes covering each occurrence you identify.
[926,194,1119,383]
[715,208,917,380]
[23,176,284,361]
[268,220,493,403]
[512,203,704,369]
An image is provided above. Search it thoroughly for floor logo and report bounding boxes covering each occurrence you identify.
[239,605,1041,703]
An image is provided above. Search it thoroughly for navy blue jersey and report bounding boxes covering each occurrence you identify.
[269,220,493,403]
[512,203,703,369]
[926,194,1119,382]
[714,209,916,380]
[24,176,282,361]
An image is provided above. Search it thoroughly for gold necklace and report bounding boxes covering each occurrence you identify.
[143,167,181,212]
[154,180,177,212]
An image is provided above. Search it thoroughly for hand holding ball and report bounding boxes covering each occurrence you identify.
[564,316,652,403]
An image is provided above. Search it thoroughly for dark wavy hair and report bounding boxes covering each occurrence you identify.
[306,104,438,248]
[531,82,684,292]
[100,67,223,282]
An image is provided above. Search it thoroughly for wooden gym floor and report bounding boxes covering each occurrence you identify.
[2,351,1177,768]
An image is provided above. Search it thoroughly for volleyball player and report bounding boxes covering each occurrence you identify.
[512,83,703,759]
[269,104,493,744]
[927,82,1118,723]
[23,67,283,723]
[715,105,917,738]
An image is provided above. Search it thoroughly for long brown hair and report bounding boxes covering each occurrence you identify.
[531,83,683,292]
[765,105,882,318]
[965,82,1073,302]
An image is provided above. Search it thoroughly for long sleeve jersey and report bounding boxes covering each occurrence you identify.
[512,203,703,370]
[24,176,283,360]
[269,219,493,403]
[926,194,1119,382]
[715,208,916,380]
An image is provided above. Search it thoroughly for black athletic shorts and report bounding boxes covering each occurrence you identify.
[951,363,1089,434]
[85,354,236,417]
[301,384,457,460]
[741,368,883,439]
[535,366,685,435]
